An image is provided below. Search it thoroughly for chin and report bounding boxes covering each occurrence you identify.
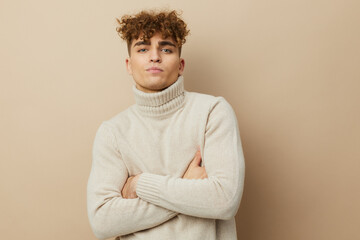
[135,76,177,92]
[147,79,173,90]
[149,83,170,92]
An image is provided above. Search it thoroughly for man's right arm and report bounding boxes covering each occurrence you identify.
[87,123,177,240]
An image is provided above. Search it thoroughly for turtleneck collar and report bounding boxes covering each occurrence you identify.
[132,76,186,117]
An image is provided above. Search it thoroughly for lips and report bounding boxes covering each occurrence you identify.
[146,67,163,73]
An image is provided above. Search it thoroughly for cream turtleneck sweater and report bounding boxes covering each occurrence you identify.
[87,76,245,240]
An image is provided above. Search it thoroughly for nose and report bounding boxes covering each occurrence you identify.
[150,49,161,63]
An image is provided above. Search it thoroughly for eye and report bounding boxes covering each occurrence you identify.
[162,48,173,53]
[138,48,147,53]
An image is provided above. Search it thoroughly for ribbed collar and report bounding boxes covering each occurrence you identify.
[132,76,186,117]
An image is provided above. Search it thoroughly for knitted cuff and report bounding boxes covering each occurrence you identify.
[136,173,165,206]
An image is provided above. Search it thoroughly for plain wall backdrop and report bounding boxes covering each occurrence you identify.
[1,0,359,239]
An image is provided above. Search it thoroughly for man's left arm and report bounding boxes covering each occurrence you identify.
[130,98,245,220]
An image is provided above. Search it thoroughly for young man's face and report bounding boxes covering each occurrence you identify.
[126,33,185,93]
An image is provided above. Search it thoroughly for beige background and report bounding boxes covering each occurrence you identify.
[1,0,359,239]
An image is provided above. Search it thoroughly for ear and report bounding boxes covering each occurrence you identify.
[178,58,185,76]
[125,58,132,75]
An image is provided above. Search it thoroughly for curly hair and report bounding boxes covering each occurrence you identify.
[116,10,190,55]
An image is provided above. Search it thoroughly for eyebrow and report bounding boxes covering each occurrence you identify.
[133,41,150,47]
[158,41,176,47]
[133,40,176,48]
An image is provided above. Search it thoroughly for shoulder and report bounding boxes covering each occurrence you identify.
[96,105,137,137]
[107,105,135,125]
[185,91,234,114]
[186,91,238,129]
[186,91,218,103]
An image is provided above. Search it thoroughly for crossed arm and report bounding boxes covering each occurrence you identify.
[122,149,207,199]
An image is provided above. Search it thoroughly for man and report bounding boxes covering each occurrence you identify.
[87,10,245,240]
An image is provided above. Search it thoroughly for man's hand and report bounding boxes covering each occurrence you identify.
[182,150,208,179]
[121,174,141,199]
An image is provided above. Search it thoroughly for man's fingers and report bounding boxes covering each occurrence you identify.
[191,150,202,166]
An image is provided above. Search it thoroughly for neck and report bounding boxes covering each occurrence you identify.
[132,76,186,117]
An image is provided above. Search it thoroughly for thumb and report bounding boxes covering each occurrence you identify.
[191,150,202,166]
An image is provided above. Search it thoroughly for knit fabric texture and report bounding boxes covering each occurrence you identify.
[87,76,245,240]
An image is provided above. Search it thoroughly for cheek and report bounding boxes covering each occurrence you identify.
[169,59,181,70]
[131,60,144,72]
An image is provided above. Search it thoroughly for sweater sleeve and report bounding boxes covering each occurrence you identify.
[136,98,245,220]
[87,123,177,240]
